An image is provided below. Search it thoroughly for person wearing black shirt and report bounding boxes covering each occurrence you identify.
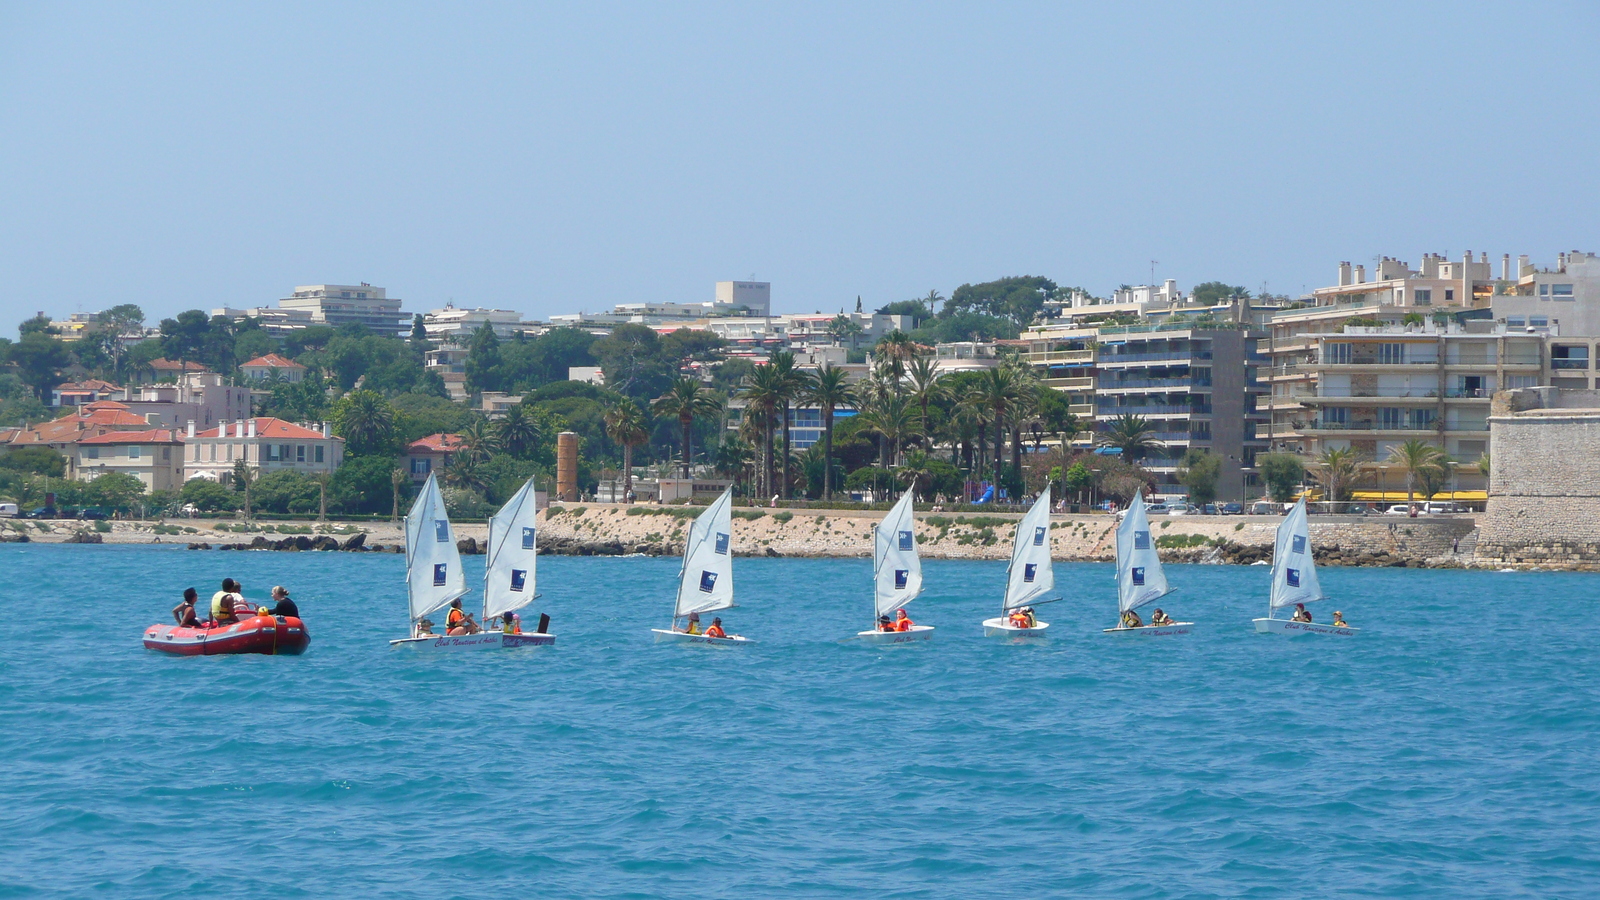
[268,585,300,618]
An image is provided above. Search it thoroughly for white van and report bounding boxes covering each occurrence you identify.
[0,502,18,518]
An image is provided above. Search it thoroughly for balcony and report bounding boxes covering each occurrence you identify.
[1553,358,1591,370]
[1043,376,1094,390]
[1025,349,1094,365]
[1096,404,1212,418]
[1098,378,1211,391]
[1097,350,1212,366]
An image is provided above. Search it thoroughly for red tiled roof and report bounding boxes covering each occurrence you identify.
[148,359,208,372]
[79,428,183,445]
[7,408,153,445]
[83,400,131,411]
[408,433,463,452]
[196,417,340,441]
[55,379,121,392]
[241,353,307,370]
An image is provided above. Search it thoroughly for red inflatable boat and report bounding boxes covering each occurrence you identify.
[143,614,310,656]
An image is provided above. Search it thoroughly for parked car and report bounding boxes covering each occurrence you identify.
[0,502,18,518]
[1167,502,1193,516]
[1145,501,1172,514]
[1425,502,1463,515]
[1220,502,1243,515]
[25,507,57,519]
[1384,504,1422,516]
[78,507,108,520]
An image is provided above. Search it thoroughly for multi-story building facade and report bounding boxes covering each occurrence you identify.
[240,353,307,384]
[424,347,470,401]
[1093,324,1267,501]
[184,418,343,483]
[72,428,186,491]
[277,284,408,334]
[422,306,543,342]
[115,372,252,431]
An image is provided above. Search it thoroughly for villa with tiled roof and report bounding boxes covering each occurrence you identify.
[405,433,464,482]
[183,417,343,483]
[240,353,308,383]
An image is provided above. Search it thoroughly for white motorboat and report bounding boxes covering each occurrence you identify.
[1103,492,1192,636]
[1252,496,1359,636]
[649,488,755,646]
[982,486,1057,637]
[855,491,934,643]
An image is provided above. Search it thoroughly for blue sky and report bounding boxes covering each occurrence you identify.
[2,2,1596,325]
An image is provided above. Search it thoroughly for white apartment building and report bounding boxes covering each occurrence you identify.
[423,305,543,342]
[715,281,771,316]
[277,283,408,334]
[184,418,344,483]
[424,347,470,401]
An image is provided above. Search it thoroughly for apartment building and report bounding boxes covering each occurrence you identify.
[1021,324,1097,445]
[278,284,408,334]
[422,306,543,342]
[184,418,343,483]
[1093,325,1267,501]
[115,372,252,430]
[424,347,470,401]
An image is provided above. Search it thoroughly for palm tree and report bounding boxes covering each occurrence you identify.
[1099,413,1163,463]
[904,354,945,444]
[334,389,395,455]
[495,403,540,459]
[603,399,651,502]
[713,435,755,497]
[806,363,854,500]
[444,453,489,494]
[827,312,865,351]
[312,472,331,523]
[965,365,1026,490]
[1315,447,1362,504]
[859,391,918,471]
[875,330,917,381]
[652,375,722,479]
[390,467,407,524]
[458,418,500,463]
[231,461,258,521]
[1385,439,1447,513]
[738,365,784,496]
[767,350,810,499]
[898,450,937,502]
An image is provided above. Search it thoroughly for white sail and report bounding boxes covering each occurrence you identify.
[484,477,540,622]
[1115,492,1171,613]
[405,472,467,621]
[1269,496,1326,611]
[674,487,736,618]
[874,490,923,618]
[1003,486,1056,612]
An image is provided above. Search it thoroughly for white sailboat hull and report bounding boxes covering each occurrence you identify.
[982,617,1050,637]
[1102,622,1194,637]
[389,632,557,650]
[1253,618,1359,636]
[651,628,756,646]
[855,625,935,645]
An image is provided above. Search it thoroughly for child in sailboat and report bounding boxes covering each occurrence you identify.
[1291,603,1313,623]
[501,613,522,634]
[680,612,702,635]
[446,599,480,635]
[1332,611,1348,627]
[894,609,915,631]
[1120,609,1144,628]
[877,614,895,632]
[705,617,727,638]
[1149,608,1174,626]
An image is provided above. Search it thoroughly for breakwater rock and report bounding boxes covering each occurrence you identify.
[206,534,395,552]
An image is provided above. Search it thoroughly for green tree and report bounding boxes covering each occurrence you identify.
[1191,282,1251,306]
[1259,452,1306,503]
[332,390,398,456]
[876,294,937,324]
[409,314,432,350]
[806,363,854,500]
[1385,439,1447,511]
[0,446,66,476]
[327,455,405,515]
[158,310,214,370]
[85,472,146,513]
[767,350,811,498]
[652,376,721,478]
[1177,449,1222,506]
[10,332,72,401]
[180,478,238,512]
[659,329,727,363]
[945,276,1057,325]
[1061,460,1094,502]
[1099,413,1163,463]
[592,324,672,400]
[495,403,542,459]
[965,364,1027,490]
[1315,446,1362,503]
[464,324,504,394]
[603,399,650,501]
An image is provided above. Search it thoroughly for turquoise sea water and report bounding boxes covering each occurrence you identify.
[2,544,1598,899]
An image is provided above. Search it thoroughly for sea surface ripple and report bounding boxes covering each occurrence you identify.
[1,544,1597,898]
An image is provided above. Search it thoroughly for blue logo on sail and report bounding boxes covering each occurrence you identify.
[1024,563,1036,583]
[1286,567,1300,588]
[510,569,527,592]
[433,563,448,586]
[1034,526,1046,546]
[1134,530,1150,550]
[699,570,717,593]
[1292,535,1306,555]
[715,532,729,555]
[435,520,449,542]
[522,527,536,550]
[895,569,908,590]
[1131,566,1145,586]
[898,530,913,551]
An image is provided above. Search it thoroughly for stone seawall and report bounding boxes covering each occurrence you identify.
[535,504,1479,567]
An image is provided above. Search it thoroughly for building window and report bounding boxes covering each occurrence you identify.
[85,447,99,459]
[208,444,216,461]
[1445,289,1454,302]
[1324,342,1351,364]
[1506,375,1538,389]
[1553,345,1589,369]
[1530,316,1549,328]
[1414,289,1432,305]
[280,444,292,462]
[315,445,324,463]
[412,458,431,475]
[1378,343,1405,365]
[129,446,141,459]
[163,447,170,461]
[1380,408,1405,429]
[225,444,233,461]
[297,445,306,463]
[1323,407,1348,426]
[1507,316,1526,327]
[1553,284,1575,299]
[1540,284,1550,297]
[1412,408,1436,429]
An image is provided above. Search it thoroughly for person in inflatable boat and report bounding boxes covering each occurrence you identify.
[210,579,241,625]
[173,588,200,628]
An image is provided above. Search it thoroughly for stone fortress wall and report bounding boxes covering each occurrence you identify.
[1476,387,1600,567]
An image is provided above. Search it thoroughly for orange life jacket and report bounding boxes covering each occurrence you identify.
[895,617,913,631]
[447,608,466,627]
[705,625,726,638]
